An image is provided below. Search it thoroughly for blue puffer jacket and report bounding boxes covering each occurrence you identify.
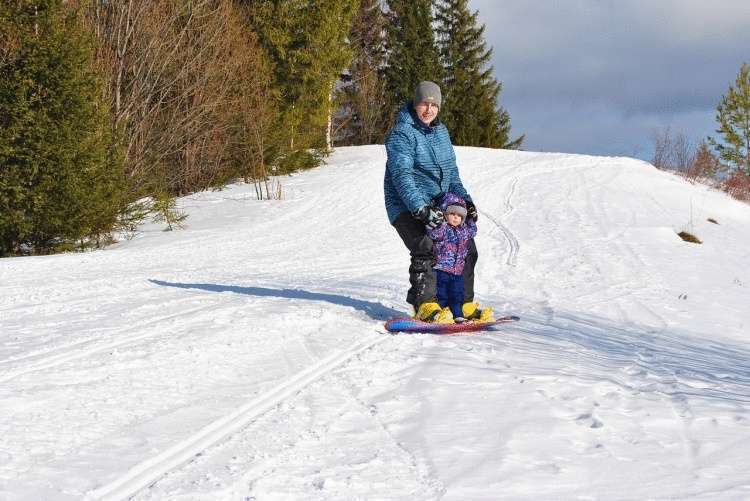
[384,103,472,223]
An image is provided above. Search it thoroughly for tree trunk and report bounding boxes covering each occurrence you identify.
[326,82,334,152]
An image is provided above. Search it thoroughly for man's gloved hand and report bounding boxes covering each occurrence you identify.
[465,200,478,221]
[413,205,444,229]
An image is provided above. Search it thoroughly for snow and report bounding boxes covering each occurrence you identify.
[2,145,750,500]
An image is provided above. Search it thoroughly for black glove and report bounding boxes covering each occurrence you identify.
[413,205,444,229]
[465,200,478,221]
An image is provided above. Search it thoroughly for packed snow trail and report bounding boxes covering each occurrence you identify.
[131,307,750,500]
[0,301,228,384]
[85,334,387,501]
[2,146,750,500]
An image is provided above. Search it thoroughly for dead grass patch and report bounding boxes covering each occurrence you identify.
[678,231,702,244]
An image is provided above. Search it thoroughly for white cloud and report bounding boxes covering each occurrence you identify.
[468,0,750,157]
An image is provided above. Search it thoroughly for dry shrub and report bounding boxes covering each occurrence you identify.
[723,172,750,202]
[0,9,21,67]
[652,126,695,172]
[687,142,722,181]
[87,0,273,196]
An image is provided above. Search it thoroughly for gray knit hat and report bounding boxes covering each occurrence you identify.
[445,204,467,219]
[414,81,442,108]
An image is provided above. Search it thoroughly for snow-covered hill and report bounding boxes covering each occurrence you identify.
[2,146,750,500]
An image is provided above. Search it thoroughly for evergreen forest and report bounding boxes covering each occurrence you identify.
[4,0,746,257]
[0,0,521,257]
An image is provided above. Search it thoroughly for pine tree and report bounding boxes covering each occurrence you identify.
[0,0,127,256]
[383,0,442,116]
[246,0,358,171]
[313,0,360,153]
[709,62,750,175]
[337,0,390,145]
[435,0,522,149]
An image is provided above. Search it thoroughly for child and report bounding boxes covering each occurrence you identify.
[427,192,478,322]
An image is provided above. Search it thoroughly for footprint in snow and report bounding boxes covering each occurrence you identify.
[575,413,604,429]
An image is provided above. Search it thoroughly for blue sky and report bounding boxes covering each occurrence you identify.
[469,0,750,160]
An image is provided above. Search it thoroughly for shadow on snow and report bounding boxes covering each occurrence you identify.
[148,279,401,321]
[491,307,750,405]
[150,279,750,404]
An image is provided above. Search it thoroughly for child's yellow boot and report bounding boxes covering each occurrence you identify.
[415,302,454,323]
[462,301,495,322]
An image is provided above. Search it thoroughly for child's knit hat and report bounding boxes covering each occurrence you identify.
[445,204,467,219]
[437,191,469,220]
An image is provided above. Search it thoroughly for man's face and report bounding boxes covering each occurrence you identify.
[414,101,439,125]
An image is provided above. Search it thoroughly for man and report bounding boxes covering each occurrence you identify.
[384,81,492,323]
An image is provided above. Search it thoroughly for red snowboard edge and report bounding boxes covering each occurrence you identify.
[384,315,519,334]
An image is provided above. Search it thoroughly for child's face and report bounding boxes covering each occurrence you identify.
[446,212,463,227]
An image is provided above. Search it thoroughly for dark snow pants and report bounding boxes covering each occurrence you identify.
[392,211,477,308]
[436,270,465,319]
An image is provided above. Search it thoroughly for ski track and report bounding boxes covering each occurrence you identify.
[0,300,226,384]
[478,159,616,273]
[84,333,389,501]
[129,310,750,500]
[130,334,448,501]
[480,176,520,267]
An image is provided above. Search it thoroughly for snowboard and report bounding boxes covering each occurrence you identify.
[384,315,519,334]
